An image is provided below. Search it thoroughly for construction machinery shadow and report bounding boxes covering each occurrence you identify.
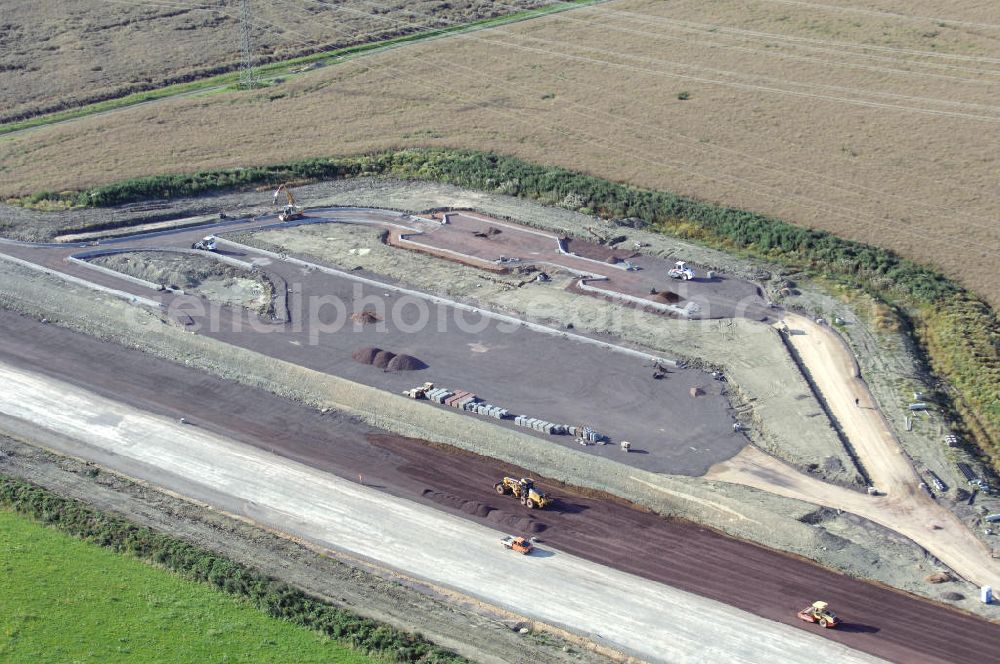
[837,622,881,634]
[550,500,590,515]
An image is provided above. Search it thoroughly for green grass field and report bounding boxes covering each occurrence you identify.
[0,508,373,663]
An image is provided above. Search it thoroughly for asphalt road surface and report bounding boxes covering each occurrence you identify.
[1,313,998,663]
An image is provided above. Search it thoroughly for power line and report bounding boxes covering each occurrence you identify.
[240,0,259,89]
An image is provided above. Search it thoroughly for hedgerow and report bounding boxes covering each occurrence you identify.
[0,475,467,663]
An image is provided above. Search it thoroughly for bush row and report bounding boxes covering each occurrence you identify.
[34,148,1000,469]
[0,475,467,663]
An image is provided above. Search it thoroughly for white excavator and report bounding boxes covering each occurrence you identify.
[273,183,305,222]
[668,260,695,281]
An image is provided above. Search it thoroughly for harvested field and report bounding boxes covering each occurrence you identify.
[0,0,544,122]
[2,0,997,304]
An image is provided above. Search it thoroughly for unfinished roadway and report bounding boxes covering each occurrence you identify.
[0,358,889,664]
[2,311,999,664]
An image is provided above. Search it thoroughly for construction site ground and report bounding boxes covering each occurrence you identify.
[255,214,853,482]
[0,257,948,599]
[397,211,770,320]
[779,281,1000,523]
[0,363,890,664]
[2,182,999,657]
[2,313,1000,664]
[189,255,744,476]
[1,195,984,572]
[1,210,753,476]
[90,251,273,313]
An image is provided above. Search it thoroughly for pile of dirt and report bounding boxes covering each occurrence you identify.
[690,387,705,398]
[487,511,547,534]
[353,347,426,371]
[386,354,427,371]
[926,571,953,584]
[653,291,681,304]
[460,501,495,518]
[473,227,502,238]
[352,346,382,365]
[373,350,397,369]
[422,488,544,532]
[422,489,495,518]
[351,309,381,324]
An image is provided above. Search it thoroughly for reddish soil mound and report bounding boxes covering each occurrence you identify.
[373,350,397,369]
[487,511,547,534]
[653,291,682,304]
[422,489,546,533]
[351,346,381,365]
[386,354,427,371]
[351,310,381,324]
[422,489,495,518]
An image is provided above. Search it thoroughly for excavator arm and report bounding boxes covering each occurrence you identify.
[272,184,296,206]
[273,183,305,221]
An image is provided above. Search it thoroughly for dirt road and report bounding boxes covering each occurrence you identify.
[2,312,999,663]
[0,360,885,664]
[753,314,1000,588]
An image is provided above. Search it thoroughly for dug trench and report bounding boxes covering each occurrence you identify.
[1,310,998,663]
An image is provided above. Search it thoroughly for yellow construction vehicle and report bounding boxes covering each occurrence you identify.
[797,601,841,628]
[494,477,552,510]
[273,184,305,222]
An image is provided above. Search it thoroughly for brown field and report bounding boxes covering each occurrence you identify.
[2,0,999,304]
[0,0,542,122]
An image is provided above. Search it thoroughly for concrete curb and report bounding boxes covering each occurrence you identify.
[0,253,162,309]
[66,256,163,292]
